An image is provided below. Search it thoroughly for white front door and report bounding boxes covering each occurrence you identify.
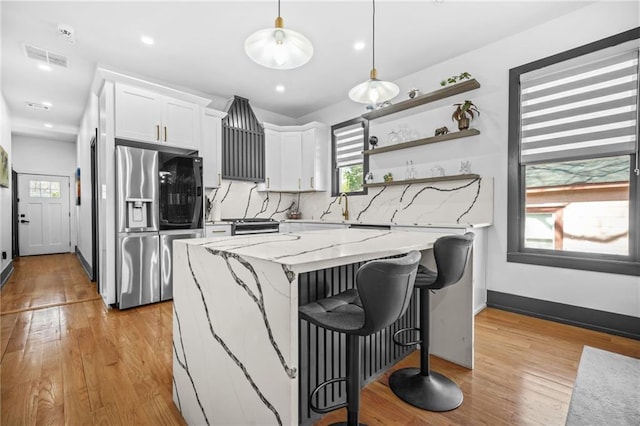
[18,173,71,256]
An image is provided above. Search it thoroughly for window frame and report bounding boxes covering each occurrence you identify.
[507,27,640,276]
[331,117,369,197]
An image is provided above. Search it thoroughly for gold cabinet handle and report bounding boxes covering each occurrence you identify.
[164,126,167,142]
[310,176,314,188]
[267,177,270,189]
[218,173,222,186]
[156,125,160,141]
[298,178,301,189]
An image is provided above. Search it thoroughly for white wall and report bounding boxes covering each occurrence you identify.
[75,93,99,270]
[12,134,78,252]
[0,95,12,277]
[300,1,640,318]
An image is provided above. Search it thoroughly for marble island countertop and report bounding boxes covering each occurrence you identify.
[205,219,491,228]
[189,228,448,273]
[279,219,492,228]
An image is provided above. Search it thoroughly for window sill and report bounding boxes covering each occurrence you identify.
[507,252,640,276]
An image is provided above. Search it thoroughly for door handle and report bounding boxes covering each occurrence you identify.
[164,126,167,142]
[156,125,160,141]
[20,220,30,224]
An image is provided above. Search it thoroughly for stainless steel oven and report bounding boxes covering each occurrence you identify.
[225,218,280,235]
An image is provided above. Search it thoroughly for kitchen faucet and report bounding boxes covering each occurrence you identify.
[338,193,349,221]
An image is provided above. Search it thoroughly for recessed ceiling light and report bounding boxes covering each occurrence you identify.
[25,101,51,111]
[44,123,53,128]
[38,64,52,71]
[141,35,154,45]
[275,85,285,93]
[354,41,366,51]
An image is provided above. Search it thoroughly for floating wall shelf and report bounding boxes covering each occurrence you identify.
[363,173,480,188]
[363,128,480,156]
[362,79,481,120]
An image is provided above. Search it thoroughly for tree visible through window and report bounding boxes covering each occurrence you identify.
[340,164,363,193]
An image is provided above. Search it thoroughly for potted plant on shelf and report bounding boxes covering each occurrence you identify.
[452,100,480,131]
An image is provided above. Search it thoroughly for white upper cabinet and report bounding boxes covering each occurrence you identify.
[115,83,202,149]
[262,122,328,192]
[264,129,281,190]
[202,108,226,188]
[114,84,163,142]
[164,98,200,147]
[280,132,303,191]
[301,128,326,191]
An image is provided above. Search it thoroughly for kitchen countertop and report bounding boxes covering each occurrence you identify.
[188,228,448,272]
[279,219,492,228]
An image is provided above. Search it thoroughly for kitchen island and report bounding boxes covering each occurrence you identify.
[172,229,476,425]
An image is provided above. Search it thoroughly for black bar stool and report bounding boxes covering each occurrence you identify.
[389,233,474,412]
[299,251,421,426]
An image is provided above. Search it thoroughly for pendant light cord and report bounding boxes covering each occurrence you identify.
[278,0,281,17]
[372,0,376,71]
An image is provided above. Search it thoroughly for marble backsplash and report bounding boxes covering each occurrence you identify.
[205,180,299,221]
[206,176,493,226]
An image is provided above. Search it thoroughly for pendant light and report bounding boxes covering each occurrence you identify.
[348,0,399,105]
[245,0,314,70]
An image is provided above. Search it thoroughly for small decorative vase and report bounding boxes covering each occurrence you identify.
[387,130,399,145]
[457,117,470,131]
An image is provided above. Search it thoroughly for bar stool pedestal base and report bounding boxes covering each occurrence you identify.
[389,368,463,412]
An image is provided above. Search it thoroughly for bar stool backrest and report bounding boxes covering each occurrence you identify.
[431,233,474,290]
[355,250,421,336]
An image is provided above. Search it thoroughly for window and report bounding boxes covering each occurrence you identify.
[29,180,61,198]
[331,118,369,196]
[508,28,640,276]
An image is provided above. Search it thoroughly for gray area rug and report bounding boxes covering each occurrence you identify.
[566,346,640,426]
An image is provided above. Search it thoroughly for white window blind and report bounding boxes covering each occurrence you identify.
[520,48,639,164]
[334,123,364,168]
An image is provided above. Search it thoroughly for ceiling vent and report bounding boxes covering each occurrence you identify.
[23,44,69,68]
[25,101,51,111]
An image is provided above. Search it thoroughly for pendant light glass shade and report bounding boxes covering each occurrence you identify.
[348,68,399,104]
[245,12,313,70]
[349,0,398,105]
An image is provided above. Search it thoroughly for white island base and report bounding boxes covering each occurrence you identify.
[172,229,475,425]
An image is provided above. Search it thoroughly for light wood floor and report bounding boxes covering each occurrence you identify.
[1,254,639,425]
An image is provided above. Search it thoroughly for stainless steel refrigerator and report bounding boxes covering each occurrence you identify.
[116,145,160,309]
[116,146,203,309]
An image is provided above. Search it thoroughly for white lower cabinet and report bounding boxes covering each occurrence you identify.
[205,224,231,237]
[280,221,348,233]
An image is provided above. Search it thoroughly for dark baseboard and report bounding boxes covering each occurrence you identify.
[0,260,14,290]
[75,247,94,281]
[487,290,639,341]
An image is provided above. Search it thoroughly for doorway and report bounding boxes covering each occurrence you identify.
[17,173,71,256]
[90,129,99,282]
[11,168,18,258]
